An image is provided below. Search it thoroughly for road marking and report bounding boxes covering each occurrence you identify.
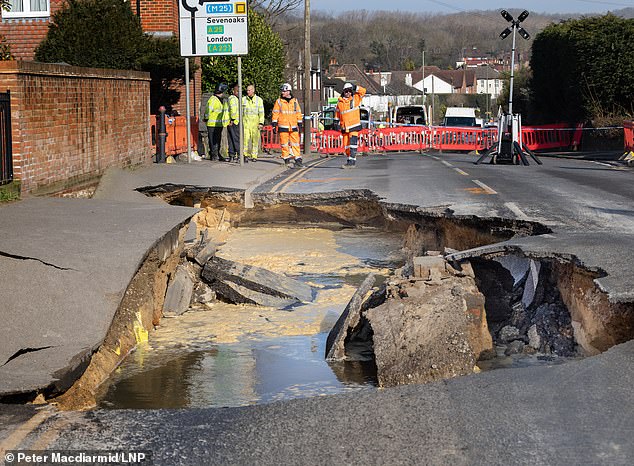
[272,158,330,193]
[441,161,453,167]
[504,202,530,220]
[0,407,54,456]
[29,415,72,451]
[292,177,353,183]
[472,180,497,194]
[454,168,469,176]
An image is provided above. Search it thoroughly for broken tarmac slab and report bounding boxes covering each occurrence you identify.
[0,198,197,399]
[201,256,314,307]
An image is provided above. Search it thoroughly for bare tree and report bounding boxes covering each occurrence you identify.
[250,0,302,22]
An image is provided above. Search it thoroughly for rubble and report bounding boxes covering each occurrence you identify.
[326,255,493,388]
[201,256,314,307]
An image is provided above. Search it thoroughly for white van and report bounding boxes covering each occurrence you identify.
[392,105,427,126]
[442,107,480,127]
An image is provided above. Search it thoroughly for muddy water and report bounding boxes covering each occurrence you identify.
[97,227,404,409]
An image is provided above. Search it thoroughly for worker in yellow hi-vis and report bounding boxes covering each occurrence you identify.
[242,84,265,162]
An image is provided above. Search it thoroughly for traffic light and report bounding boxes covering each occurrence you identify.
[518,10,529,22]
[499,28,512,40]
[501,10,513,22]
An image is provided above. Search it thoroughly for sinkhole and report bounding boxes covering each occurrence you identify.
[52,187,634,410]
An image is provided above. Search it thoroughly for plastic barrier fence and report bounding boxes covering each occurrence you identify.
[429,127,496,152]
[151,115,198,156]
[624,120,634,152]
[152,121,584,157]
[521,123,582,151]
[260,126,320,153]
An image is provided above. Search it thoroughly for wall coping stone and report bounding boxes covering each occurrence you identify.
[0,60,150,81]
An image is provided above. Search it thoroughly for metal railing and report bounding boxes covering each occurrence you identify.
[0,91,13,185]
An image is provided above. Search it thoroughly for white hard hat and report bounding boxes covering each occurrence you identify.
[280,83,292,92]
[343,82,354,91]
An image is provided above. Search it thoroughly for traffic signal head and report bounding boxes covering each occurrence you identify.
[518,27,530,40]
[501,10,513,22]
[499,28,512,40]
[518,10,529,22]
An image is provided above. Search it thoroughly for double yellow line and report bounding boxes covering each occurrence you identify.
[270,157,330,193]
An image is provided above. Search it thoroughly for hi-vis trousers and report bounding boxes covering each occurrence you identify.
[343,131,359,160]
[280,131,301,160]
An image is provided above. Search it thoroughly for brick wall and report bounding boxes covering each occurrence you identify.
[0,61,151,194]
[0,0,201,117]
[139,0,178,35]
[0,0,65,60]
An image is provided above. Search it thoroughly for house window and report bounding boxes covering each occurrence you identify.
[4,0,50,18]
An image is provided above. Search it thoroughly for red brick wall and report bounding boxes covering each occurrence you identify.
[0,0,65,60]
[0,61,151,194]
[139,0,178,35]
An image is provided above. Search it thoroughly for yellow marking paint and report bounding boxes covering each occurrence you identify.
[293,177,353,183]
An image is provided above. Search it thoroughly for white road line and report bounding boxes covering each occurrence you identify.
[442,161,453,167]
[504,202,530,220]
[454,168,469,176]
[472,179,498,194]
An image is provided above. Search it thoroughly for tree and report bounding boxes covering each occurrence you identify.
[34,0,186,113]
[497,67,532,120]
[0,0,13,60]
[35,0,148,69]
[530,14,634,123]
[250,0,302,23]
[201,9,285,114]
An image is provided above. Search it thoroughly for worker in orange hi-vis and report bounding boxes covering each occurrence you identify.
[271,83,304,168]
[335,82,366,168]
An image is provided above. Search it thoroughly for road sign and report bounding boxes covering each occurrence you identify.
[179,1,249,56]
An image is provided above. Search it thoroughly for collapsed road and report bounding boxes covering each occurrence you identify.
[0,152,632,464]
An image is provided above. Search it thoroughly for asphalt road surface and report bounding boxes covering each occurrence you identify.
[1,152,633,465]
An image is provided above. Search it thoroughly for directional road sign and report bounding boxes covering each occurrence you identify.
[179,0,249,56]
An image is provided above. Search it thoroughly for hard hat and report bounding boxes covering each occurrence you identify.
[280,83,292,92]
[343,82,354,91]
[215,83,228,93]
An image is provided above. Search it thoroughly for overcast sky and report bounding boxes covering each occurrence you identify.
[312,0,633,15]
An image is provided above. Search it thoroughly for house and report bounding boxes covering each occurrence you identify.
[475,64,503,100]
[0,0,200,115]
[413,66,477,95]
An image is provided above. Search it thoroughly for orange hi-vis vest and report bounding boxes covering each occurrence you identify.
[272,97,302,132]
[335,86,366,132]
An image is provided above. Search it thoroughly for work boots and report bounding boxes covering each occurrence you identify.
[284,158,294,169]
[294,157,303,168]
[341,158,356,169]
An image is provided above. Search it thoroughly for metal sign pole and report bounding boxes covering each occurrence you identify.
[185,57,192,163]
[238,56,244,166]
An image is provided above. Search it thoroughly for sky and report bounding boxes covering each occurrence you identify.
[311,0,634,15]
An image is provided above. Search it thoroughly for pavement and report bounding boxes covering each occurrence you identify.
[0,155,290,398]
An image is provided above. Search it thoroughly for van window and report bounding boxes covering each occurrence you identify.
[443,116,478,127]
[395,107,426,126]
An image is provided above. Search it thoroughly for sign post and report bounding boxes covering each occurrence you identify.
[178,1,249,164]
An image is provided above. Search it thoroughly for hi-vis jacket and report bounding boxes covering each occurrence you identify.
[227,94,240,126]
[272,97,302,132]
[206,95,227,128]
[242,94,265,126]
[335,85,367,132]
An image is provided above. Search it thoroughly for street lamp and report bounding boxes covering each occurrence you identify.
[499,9,530,117]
